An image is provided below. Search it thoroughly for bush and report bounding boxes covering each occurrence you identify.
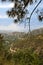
[0,63,3,65]
[12,48,42,65]
[4,51,12,61]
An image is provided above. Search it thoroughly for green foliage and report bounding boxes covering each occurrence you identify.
[4,51,12,61]
[1,0,34,22]
[0,33,43,65]
[12,48,43,65]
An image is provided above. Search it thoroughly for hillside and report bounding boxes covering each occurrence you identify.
[0,28,43,48]
[0,28,43,65]
[32,28,43,35]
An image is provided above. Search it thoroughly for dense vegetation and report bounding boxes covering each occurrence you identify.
[0,31,43,65]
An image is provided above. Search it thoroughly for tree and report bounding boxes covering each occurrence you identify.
[27,0,42,34]
[1,0,33,22]
[1,0,42,34]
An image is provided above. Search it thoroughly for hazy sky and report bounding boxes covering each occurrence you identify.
[0,0,43,32]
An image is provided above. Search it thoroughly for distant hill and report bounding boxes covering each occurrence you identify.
[32,28,43,35]
[0,28,43,38]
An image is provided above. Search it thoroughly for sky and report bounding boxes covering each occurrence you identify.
[0,0,43,32]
